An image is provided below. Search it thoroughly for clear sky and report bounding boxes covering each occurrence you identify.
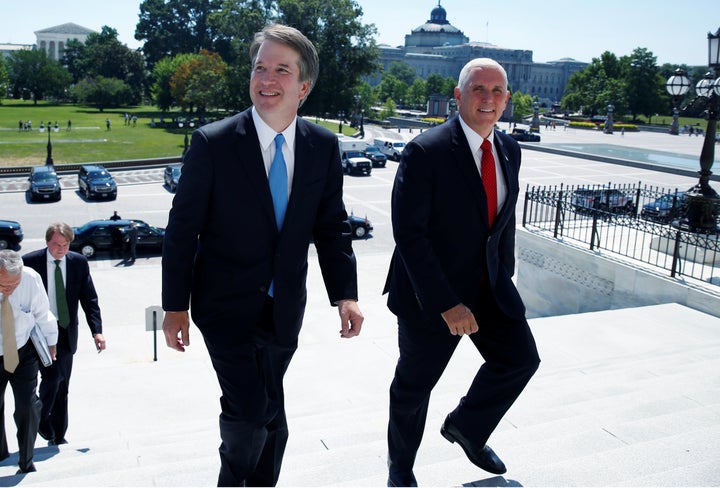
[0,0,714,67]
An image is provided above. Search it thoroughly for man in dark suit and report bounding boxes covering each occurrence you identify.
[22,222,106,446]
[383,58,541,486]
[162,24,363,487]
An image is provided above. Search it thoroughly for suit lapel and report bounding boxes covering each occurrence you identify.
[449,119,491,224]
[234,111,276,226]
[493,131,517,228]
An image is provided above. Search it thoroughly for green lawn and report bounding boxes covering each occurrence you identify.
[0,100,355,168]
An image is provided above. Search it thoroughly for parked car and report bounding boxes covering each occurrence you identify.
[349,214,373,239]
[572,187,635,214]
[640,192,687,223]
[363,145,388,168]
[27,165,61,202]
[164,163,182,192]
[509,128,541,142]
[77,164,117,200]
[0,219,23,250]
[341,150,372,176]
[70,219,164,258]
[373,137,406,161]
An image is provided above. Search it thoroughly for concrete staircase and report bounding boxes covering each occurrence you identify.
[1,258,719,486]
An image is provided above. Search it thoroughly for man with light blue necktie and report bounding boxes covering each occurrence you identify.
[161,24,364,487]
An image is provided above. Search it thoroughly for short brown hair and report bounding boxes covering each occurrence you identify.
[45,222,74,243]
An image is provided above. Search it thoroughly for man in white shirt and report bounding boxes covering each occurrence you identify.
[0,250,58,474]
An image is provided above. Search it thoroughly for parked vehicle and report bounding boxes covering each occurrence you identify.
[164,163,182,192]
[640,192,687,223]
[373,137,406,161]
[363,145,388,167]
[70,219,164,258]
[572,187,635,214]
[349,214,373,239]
[509,128,541,142]
[77,164,117,200]
[0,219,23,250]
[27,165,61,202]
[341,150,372,176]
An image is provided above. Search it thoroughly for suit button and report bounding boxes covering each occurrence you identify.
[259,285,267,293]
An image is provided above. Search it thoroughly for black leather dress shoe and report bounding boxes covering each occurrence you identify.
[387,471,418,487]
[440,417,507,475]
[38,425,53,442]
[17,462,36,474]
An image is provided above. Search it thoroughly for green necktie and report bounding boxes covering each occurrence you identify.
[54,260,70,328]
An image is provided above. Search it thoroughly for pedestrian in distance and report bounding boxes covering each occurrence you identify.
[22,223,106,447]
[124,221,138,263]
[0,250,58,474]
[109,211,122,221]
[383,57,541,487]
[161,23,364,487]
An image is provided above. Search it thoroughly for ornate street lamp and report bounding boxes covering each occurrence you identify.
[603,104,615,134]
[178,119,195,155]
[672,27,720,233]
[665,68,691,135]
[338,110,345,134]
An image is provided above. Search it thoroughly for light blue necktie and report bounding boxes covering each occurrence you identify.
[268,133,288,297]
[269,134,288,230]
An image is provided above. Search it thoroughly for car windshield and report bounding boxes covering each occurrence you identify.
[366,147,381,154]
[346,151,363,158]
[90,170,110,178]
[33,173,57,181]
[172,167,181,176]
[393,142,405,148]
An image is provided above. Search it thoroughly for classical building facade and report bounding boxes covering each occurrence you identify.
[368,2,587,109]
[34,23,96,60]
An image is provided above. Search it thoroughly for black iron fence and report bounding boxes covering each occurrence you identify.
[522,182,720,286]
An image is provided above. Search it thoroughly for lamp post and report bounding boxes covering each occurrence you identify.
[338,110,345,134]
[666,68,691,135]
[603,104,614,134]
[530,102,540,132]
[178,118,195,155]
[672,27,720,233]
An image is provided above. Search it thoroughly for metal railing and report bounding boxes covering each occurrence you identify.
[522,182,720,286]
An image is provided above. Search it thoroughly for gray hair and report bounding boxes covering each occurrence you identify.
[0,250,23,275]
[457,58,508,92]
[249,23,320,106]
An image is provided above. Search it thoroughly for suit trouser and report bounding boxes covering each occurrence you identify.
[0,341,42,471]
[202,299,296,487]
[387,292,540,474]
[38,327,73,442]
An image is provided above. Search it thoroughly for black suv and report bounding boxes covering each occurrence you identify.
[28,165,62,202]
[70,219,165,258]
[363,145,387,168]
[0,219,24,250]
[164,163,182,192]
[77,164,117,200]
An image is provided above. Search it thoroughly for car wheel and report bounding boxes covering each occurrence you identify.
[353,225,367,239]
[80,244,96,258]
[0,238,8,250]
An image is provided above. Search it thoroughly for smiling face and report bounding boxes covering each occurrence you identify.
[47,231,71,261]
[250,39,311,132]
[454,64,510,138]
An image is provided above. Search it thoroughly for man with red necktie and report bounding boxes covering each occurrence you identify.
[383,57,541,486]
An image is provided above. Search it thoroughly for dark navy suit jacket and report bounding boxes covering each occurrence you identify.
[22,249,103,354]
[161,108,358,345]
[384,116,526,326]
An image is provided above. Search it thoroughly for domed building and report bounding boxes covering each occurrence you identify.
[404,2,468,54]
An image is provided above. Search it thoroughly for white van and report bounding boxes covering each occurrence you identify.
[373,137,406,161]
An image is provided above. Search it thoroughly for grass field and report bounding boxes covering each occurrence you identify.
[0,100,354,168]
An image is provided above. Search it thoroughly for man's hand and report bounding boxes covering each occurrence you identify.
[337,299,363,338]
[163,311,190,352]
[441,303,479,336]
[49,345,57,362]
[93,333,107,353]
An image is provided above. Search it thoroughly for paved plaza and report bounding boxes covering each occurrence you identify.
[0,124,718,486]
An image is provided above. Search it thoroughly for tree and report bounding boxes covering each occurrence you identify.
[0,57,8,101]
[375,74,407,108]
[61,38,87,83]
[7,49,71,103]
[74,76,132,111]
[624,47,665,121]
[378,97,397,120]
[136,0,223,70]
[511,91,535,120]
[406,78,427,109]
[170,49,228,115]
[388,61,417,86]
[425,73,445,96]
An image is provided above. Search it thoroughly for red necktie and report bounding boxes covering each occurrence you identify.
[480,139,497,227]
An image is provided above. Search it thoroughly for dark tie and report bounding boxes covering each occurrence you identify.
[1,295,19,373]
[268,134,288,297]
[269,134,288,230]
[480,139,497,227]
[54,259,70,328]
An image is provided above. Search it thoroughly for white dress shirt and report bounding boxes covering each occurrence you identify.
[0,267,58,352]
[458,116,508,212]
[252,106,297,198]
